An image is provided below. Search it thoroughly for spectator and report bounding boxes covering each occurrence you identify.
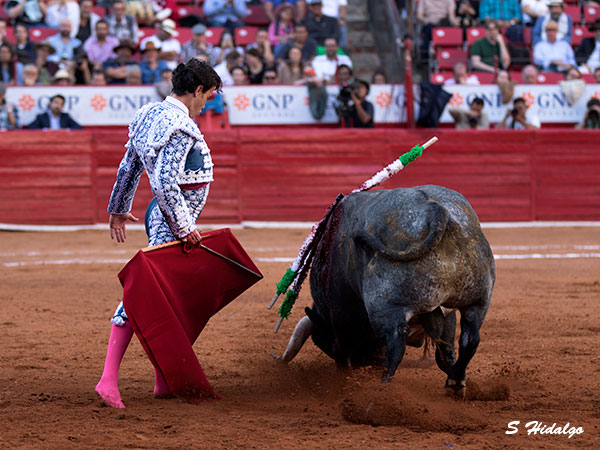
[6,0,46,27]
[269,2,295,53]
[140,19,181,70]
[21,64,40,85]
[0,44,16,84]
[576,19,600,75]
[52,67,74,85]
[26,94,82,129]
[311,37,351,83]
[45,0,80,38]
[533,21,575,72]
[14,22,36,65]
[106,0,140,44]
[346,79,374,128]
[180,24,219,66]
[335,63,352,84]
[90,69,107,85]
[264,0,307,24]
[444,62,480,85]
[76,0,101,43]
[246,28,275,66]
[302,0,340,46]
[575,98,600,129]
[32,40,59,85]
[532,0,571,46]
[565,67,582,80]
[560,67,585,105]
[417,0,459,59]
[139,41,169,84]
[103,39,139,84]
[371,69,387,84]
[0,19,12,48]
[124,64,142,84]
[595,67,600,82]
[202,0,248,30]
[214,31,245,65]
[154,68,172,99]
[448,97,489,129]
[470,19,510,72]
[276,23,317,61]
[521,64,538,83]
[47,18,82,64]
[73,53,92,85]
[84,20,120,68]
[231,65,248,85]
[498,97,540,129]
[496,69,515,105]
[321,0,347,48]
[456,0,480,29]
[262,66,279,84]
[214,49,243,85]
[245,47,265,84]
[479,0,521,29]
[521,0,548,26]
[277,45,305,83]
[0,83,19,130]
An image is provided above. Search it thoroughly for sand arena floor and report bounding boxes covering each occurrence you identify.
[1,226,599,449]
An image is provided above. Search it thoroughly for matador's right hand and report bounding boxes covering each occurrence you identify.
[183,229,202,245]
[109,213,139,243]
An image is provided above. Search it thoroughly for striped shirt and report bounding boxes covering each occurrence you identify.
[479,0,521,22]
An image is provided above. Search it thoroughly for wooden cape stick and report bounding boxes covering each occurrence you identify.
[270,136,439,334]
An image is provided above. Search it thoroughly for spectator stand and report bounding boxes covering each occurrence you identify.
[430,27,466,75]
[244,4,270,26]
[197,93,230,130]
[584,5,600,24]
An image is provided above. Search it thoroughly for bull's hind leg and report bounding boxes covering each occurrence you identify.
[419,308,457,375]
[446,299,490,399]
[365,303,410,383]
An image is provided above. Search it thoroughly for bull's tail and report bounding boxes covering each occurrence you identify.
[354,200,449,262]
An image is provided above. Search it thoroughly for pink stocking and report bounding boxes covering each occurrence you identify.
[95,322,134,409]
[153,367,172,398]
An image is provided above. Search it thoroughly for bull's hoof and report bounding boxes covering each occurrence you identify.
[445,378,466,400]
[381,371,393,384]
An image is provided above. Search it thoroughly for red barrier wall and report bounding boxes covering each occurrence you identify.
[1,129,599,225]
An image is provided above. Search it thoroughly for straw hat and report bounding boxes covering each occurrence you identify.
[160,18,179,37]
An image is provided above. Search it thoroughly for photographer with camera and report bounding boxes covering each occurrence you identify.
[334,78,374,128]
[448,97,489,129]
[498,97,541,129]
[575,98,600,129]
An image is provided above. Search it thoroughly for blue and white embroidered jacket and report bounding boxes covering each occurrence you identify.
[107,96,214,238]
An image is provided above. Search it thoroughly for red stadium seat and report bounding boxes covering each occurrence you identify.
[93,6,106,18]
[471,72,495,84]
[204,27,225,45]
[431,27,463,47]
[572,26,593,46]
[5,27,15,42]
[581,74,596,83]
[244,5,270,26]
[564,5,582,25]
[436,48,467,70]
[29,27,58,43]
[176,27,194,44]
[584,5,600,24]
[536,72,564,84]
[138,27,157,41]
[466,27,486,46]
[177,6,205,19]
[431,72,454,84]
[234,26,258,46]
[509,71,522,83]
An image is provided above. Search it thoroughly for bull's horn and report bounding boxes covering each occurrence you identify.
[279,315,313,363]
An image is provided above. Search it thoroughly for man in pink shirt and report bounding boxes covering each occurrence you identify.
[83,19,120,68]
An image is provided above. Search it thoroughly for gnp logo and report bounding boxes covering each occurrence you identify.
[376,91,392,109]
[448,92,464,107]
[18,94,35,111]
[521,92,534,107]
[233,94,250,111]
[90,94,107,111]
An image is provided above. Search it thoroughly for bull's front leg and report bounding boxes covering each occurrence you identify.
[365,302,410,383]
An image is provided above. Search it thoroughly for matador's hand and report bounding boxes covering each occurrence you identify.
[109,213,139,243]
[183,229,202,245]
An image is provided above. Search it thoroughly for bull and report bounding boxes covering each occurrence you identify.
[276,185,495,397]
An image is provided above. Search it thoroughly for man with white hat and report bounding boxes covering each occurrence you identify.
[533,20,575,72]
[180,23,218,65]
[532,0,572,45]
[140,18,181,70]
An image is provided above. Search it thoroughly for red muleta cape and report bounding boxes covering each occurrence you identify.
[119,228,262,401]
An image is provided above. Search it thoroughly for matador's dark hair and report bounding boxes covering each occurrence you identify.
[171,58,223,95]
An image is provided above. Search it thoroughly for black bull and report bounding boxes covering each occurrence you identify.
[277,185,495,397]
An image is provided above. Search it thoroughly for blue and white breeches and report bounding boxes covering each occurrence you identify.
[111,185,210,326]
